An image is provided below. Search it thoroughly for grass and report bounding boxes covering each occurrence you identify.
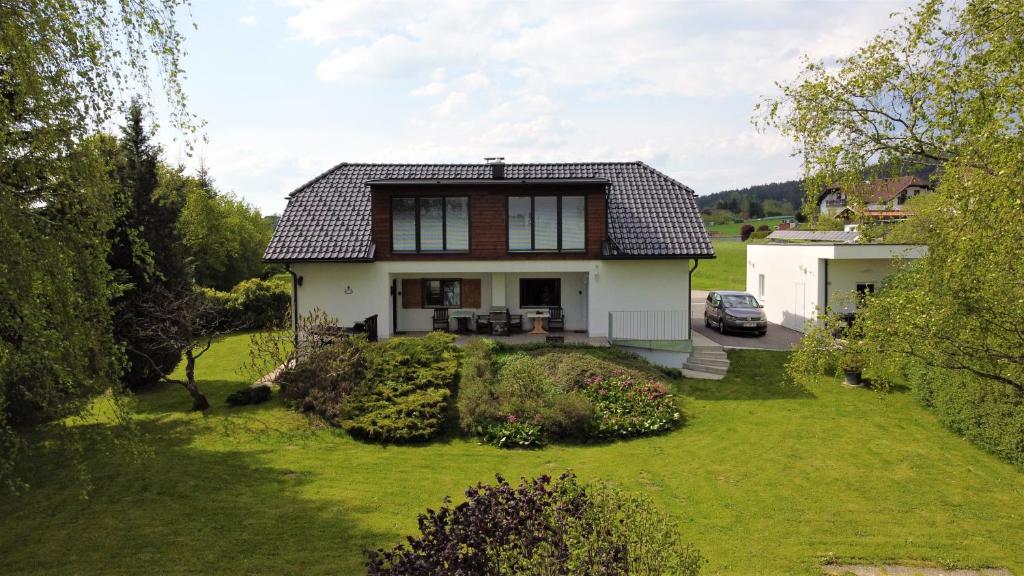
[2,334,1023,575]
[693,239,747,291]
[702,215,791,237]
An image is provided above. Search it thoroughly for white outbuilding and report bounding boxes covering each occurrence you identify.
[746,231,927,332]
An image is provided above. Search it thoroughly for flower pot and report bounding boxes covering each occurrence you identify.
[843,368,863,387]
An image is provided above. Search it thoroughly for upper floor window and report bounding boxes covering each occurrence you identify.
[508,195,585,252]
[392,197,469,252]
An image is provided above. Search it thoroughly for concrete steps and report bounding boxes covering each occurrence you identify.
[683,343,730,377]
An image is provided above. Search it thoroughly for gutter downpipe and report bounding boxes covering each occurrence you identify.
[285,263,299,348]
[823,259,829,313]
[688,259,699,341]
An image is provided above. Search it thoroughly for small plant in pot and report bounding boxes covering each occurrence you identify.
[839,341,864,386]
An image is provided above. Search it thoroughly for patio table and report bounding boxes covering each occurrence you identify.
[525,310,550,335]
[450,309,474,334]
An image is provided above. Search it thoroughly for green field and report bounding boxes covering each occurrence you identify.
[1,334,1022,575]
[702,215,791,238]
[693,239,746,291]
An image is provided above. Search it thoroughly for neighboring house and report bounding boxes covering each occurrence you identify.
[818,176,932,221]
[263,159,714,354]
[746,230,926,332]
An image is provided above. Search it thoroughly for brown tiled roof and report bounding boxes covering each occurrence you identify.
[862,175,931,203]
[263,162,714,262]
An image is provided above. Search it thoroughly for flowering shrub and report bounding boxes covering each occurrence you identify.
[583,370,680,438]
[460,347,681,446]
[366,472,704,576]
[483,415,546,448]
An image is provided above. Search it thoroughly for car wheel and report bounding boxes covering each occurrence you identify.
[719,318,727,334]
[758,330,767,337]
[704,314,710,327]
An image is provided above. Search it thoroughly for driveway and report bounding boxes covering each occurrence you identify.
[691,290,802,351]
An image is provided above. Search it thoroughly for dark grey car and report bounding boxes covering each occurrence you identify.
[704,291,768,336]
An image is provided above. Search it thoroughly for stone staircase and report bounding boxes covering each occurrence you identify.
[682,343,730,379]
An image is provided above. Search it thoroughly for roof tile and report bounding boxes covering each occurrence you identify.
[264,162,713,261]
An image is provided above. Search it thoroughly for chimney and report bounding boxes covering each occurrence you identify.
[485,157,505,179]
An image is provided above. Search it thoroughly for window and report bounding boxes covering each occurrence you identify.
[507,195,586,252]
[856,283,875,296]
[392,198,417,251]
[520,278,561,307]
[758,274,765,299]
[391,197,469,252]
[722,294,760,307]
[423,279,461,308]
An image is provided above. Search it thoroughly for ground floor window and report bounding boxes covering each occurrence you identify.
[855,283,875,296]
[520,278,560,307]
[424,279,461,308]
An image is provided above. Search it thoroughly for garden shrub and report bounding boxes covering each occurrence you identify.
[197,278,289,331]
[225,384,272,406]
[532,351,647,390]
[464,349,680,446]
[757,224,771,231]
[231,278,290,329]
[342,387,452,442]
[749,230,771,240]
[278,332,459,442]
[366,472,704,576]
[740,223,755,241]
[910,362,1024,468]
[456,338,500,433]
[481,416,547,448]
[583,371,679,437]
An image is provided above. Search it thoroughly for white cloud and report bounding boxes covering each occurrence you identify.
[290,0,910,97]
[410,81,446,96]
[177,1,915,213]
[239,14,258,27]
[433,91,468,116]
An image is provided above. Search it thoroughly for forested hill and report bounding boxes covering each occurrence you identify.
[696,179,804,212]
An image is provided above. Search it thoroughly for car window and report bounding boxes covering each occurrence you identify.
[712,294,721,307]
[722,294,760,308]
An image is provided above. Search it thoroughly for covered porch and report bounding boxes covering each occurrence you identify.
[390,271,589,336]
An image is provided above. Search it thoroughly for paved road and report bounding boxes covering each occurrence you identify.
[691,290,802,351]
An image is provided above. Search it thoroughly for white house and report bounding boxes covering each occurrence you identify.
[263,160,714,354]
[818,175,932,221]
[746,231,926,332]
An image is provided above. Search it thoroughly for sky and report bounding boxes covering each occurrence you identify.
[158,0,915,215]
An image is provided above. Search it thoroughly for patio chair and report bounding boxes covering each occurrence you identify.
[547,307,564,331]
[490,307,510,336]
[432,308,450,332]
[509,313,523,333]
[475,313,491,333]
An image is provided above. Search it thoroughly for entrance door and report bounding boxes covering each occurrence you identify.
[390,279,398,335]
[792,282,806,330]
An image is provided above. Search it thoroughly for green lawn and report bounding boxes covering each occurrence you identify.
[703,215,791,237]
[693,239,747,291]
[2,334,1023,575]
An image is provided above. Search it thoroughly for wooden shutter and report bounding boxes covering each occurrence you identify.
[402,279,421,308]
[463,279,481,308]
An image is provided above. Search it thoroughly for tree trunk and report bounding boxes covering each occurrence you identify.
[182,350,210,411]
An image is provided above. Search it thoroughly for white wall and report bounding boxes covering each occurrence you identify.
[747,243,926,331]
[746,244,825,331]
[292,259,691,339]
[589,260,690,338]
[825,259,898,313]
[290,262,388,329]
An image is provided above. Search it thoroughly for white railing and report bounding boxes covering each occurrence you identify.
[608,310,688,344]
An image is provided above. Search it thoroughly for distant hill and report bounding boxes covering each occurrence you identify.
[699,163,940,214]
[697,179,803,212]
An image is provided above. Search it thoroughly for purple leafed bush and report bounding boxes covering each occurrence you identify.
[366,473,703,576]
